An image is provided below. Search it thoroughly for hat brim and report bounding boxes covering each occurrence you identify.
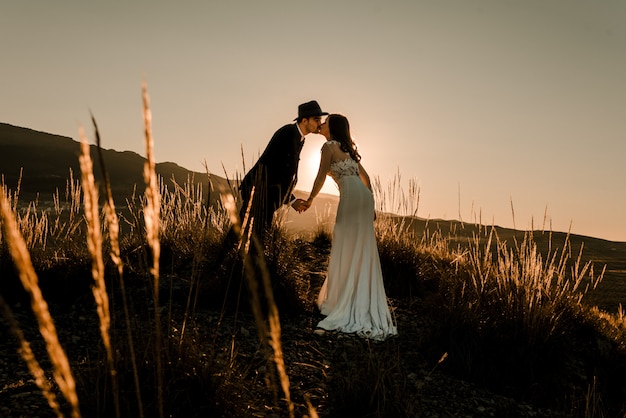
[294,112,329,121]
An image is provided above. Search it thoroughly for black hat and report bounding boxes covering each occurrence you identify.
[294,100,328,121]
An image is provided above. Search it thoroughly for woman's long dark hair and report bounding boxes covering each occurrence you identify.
[328,114,361,162]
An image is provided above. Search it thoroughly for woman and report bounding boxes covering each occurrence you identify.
[303,114,397,341]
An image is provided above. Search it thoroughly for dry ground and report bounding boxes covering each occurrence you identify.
[1,272,570,418]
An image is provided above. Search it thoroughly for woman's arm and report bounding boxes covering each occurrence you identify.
[306,143,333,205]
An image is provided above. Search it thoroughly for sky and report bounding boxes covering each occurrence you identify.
[2,1,625,242]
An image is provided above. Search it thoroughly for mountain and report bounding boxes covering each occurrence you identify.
[0,122,231,205]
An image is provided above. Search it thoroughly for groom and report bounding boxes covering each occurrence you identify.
[238,100,328,237]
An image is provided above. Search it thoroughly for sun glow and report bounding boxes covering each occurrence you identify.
[298,142,339,196]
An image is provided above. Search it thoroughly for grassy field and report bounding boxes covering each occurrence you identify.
[1,93,625,417]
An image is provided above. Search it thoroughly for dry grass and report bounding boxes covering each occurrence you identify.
[1,88,625,417]
[0,186,81,417]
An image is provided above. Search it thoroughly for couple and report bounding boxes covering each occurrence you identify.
[239,100,397,341]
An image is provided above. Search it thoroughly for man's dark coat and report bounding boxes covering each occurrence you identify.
[239,123,303,233]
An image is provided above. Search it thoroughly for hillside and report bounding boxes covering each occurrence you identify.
[0,122,230,206]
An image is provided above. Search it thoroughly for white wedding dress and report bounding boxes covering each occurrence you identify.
[316,142,397,341]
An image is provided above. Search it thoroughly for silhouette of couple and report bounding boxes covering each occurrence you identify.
[237,100,396,341]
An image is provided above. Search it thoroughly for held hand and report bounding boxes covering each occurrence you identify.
[292,198,308,213]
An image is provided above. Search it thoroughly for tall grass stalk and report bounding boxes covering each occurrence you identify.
[91,113,142,418]
[1,168,23,212]
[156,173,221,345]
[437,224,608,387]
[0,186,81,417]
[78,127,120,418]
[0,293,63,417]
[373,170,420,219]
[465,227,603,330]
[219,183,296,418]
[4,169,85,271]
[142,82,164,418]
[372,175,421,243]
[257,235,294,418]
[78,131,109,358]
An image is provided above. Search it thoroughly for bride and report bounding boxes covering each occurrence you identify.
[303,113,397,341]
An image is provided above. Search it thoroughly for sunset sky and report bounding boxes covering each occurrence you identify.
[2,1,625,241]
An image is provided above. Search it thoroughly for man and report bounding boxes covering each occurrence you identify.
[238,100,328,237]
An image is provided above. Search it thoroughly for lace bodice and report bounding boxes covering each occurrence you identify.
[329,157,359,181]
[327,140,360,182]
